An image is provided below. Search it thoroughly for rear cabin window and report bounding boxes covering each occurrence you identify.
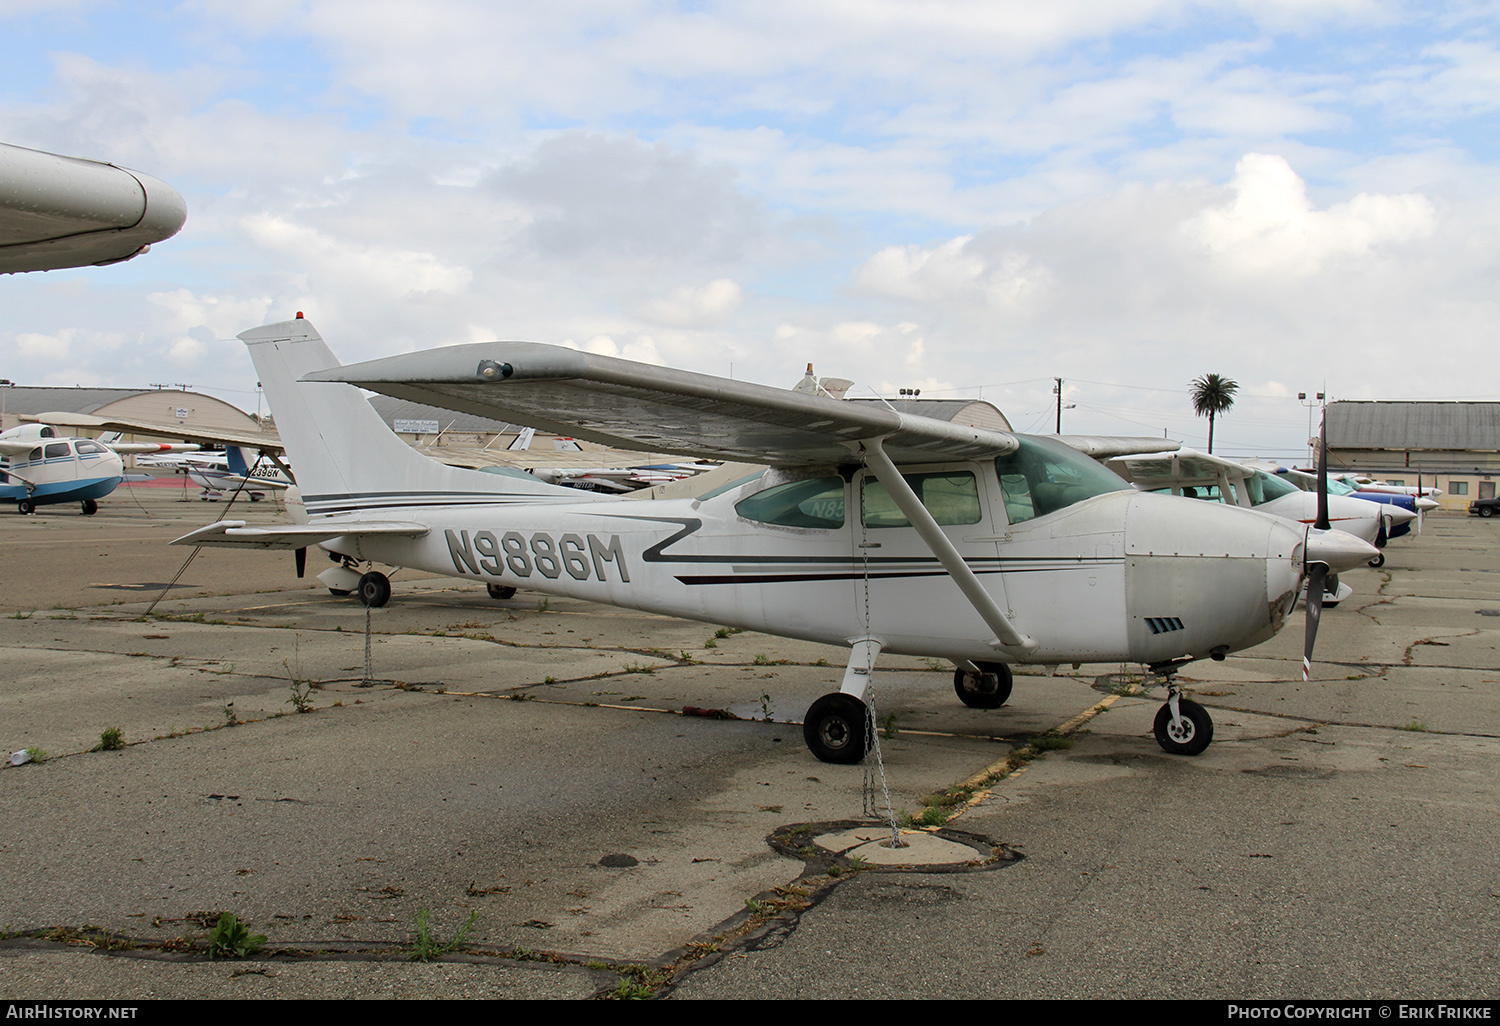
[735,477,846,529]
[74,441,107,455]
[861,471,981,529]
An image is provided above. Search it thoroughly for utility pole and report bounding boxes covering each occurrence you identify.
[1054,378,1063,433]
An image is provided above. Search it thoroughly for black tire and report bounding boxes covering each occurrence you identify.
[487,584,517,601]
[1368,552,1385,568]
[1481,506,1495,519]
[17,499,35,515]
[81,499,98,516]
[803,693,870,764]
[953,661,1014,708]
[328,589,351,597]
[1153,699,1213,756]
[357,571,391,608]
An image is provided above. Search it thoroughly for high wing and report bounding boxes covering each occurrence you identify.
[174,520,429,551]
[1106,447,1249,495]
[1,141,186,274]
[104,442,201,455]
[26,412,283,456]
[307,342,1020,467]
[1056,435,1182,460]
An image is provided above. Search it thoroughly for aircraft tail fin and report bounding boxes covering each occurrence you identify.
[225,446,253,477]
[239,316,585,518]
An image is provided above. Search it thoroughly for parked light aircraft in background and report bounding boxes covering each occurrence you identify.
[1105,448,1413,573]
[1333,474,1444,501]
[1272,466,1435,543]
[176,316,1378,763]
[133,447,294,501]
[0,423,197,514]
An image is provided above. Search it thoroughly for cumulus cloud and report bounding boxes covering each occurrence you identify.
[486,135,766,269]
[146,289,275,339]
[1184,153,1436,276]
[634,279,744,327]
[853,236,1052,311]
[241,214,473,296]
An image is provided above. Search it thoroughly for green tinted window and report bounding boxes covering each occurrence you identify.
[1244,469,1299,505]
[861,472,981,529]
[735,477,845,528]
[995,436,1131,524]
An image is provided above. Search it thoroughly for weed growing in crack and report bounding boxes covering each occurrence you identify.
[207,913,266,959]
[409,909,479,962]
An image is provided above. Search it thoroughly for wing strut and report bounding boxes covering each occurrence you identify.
[861,438,1038,653]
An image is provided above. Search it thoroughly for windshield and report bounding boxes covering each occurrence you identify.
[996,436,1132,524]
[1244,469,1300,504]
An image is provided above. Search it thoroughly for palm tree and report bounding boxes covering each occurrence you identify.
[1190,373,1239,454]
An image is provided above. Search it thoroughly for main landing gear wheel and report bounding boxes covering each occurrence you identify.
[953,661,1013,709]
[487,584,517,601]
[358,571,391,608]
[803,693,870,764]
[17,499,35,515]
[1368,552,1386,568]
[81,499,98,516]
[1153,698,1213,756]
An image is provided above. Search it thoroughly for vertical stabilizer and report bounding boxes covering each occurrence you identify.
[239,316,587,518]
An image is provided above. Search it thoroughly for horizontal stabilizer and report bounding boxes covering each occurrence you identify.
[172,520,429,551]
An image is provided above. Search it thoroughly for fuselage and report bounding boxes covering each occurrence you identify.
[1,436,124,507]
[317,451,1306,667]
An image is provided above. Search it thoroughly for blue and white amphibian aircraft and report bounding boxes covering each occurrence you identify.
[0,423,197,514]
[176,316,1378,763]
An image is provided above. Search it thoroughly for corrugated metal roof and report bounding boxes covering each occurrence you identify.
[0,386,163,417]
[1327,401,1500,451]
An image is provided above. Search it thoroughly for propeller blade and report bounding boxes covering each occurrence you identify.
[1315,415,1330,532]
[1303,562,1328,681]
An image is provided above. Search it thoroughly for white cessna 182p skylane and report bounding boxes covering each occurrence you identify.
[176,316,1378,763]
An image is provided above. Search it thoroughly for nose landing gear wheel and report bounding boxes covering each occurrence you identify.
[803,693,870,764]
[487,584,517,601]
[1153,698,1213,755]
[358,571,391,608]
[81,499,98,516]
[953,661,1013,708]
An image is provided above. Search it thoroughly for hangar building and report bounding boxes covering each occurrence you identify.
[1327,401,1500,511]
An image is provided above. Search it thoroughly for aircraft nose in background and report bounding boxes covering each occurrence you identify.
[1304,527,1381,574]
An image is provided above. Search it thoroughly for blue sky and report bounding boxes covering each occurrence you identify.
[3,0,1498,458]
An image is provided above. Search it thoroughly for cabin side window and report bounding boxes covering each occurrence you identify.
[44,443,71,460]
[74,440,107,455]
[861,471,981,529]
[735,476,846,529]
[995,436,1132,525]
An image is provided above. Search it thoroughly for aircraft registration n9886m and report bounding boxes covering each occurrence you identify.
[176,316,1377,763]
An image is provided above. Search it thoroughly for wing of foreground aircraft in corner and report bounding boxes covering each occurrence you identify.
[0,142,187,273]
